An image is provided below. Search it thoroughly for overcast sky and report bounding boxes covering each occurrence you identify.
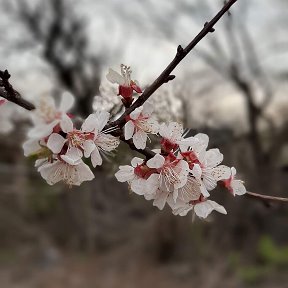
[0,0,287,132]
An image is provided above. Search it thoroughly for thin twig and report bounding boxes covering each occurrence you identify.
[0,69,35,110]
[120,136,156,159]
[106,0,238,130]
[2,0,288,204]
[246,191,288,203]
[2,0,238,158]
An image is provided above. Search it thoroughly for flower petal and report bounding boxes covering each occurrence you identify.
[202,170,217,191]
[23,139,41,157]
[142,102,153,117]
[130,106,143,120]
[124,120,135,140]
[59,92,75,112]
[131,157,144,167]
[115,166,134,182]
[60,113,73,133]
[133,130,147,149]
[204,149,223,168]
[170,122,183,142]
[191,164,202,179]
[145,173,160,194]
[231,167,237,177]
[47,133,67,154]
[94,111,110,132]
[153,190,169,210]
[28,120,59,138]
[179,136,196,151]
[231,180,246,196]
[90,147,102,167]
[178,177,202,202]
[194,200,227,219]
[74,161,95,185]
[131,178,147,195]
[96,133,120,151]
[146,154,165,169]
[211,165,231,181]
[81,114,98,132]
[83,140,96,158]
[106,68,125,85]
[38,161,63,185]
[61,147,82,165]
[131,81,142,93]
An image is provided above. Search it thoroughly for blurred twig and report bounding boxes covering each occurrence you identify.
[106,0,238,131]
[0,69,35,110]
[2,0,288,205]
[246,191,288,203]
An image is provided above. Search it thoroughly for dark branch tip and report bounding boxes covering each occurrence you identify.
[164,75,176,83]
[177,45,184,56]
[3,70,11,80]
[204,22,215,33]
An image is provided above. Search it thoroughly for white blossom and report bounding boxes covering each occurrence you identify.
[106,64,142,100]
[88,111,120,167]
[223,167,246,196]
[146,153,189,202]
[28,92,75,139]
[170,197,227,219]
[38,158,94,186]
[124,102,159,149]
[47,113,95,163]
[182,134,231,197]
[159,122,196,152]
[115,157,159,195]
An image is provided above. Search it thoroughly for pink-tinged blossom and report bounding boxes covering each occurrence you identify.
[28,92,75,139]
[222,167,246,196]
[106,64,142,103]
[38,157,94,186]
[146,153,189,202]
[159,122,196,153]
[182,134,231,197]
[124,102,159,149]
[115,157,159,195]
[86,111,120,167]
[23,139,42,157]
[170,196,227,219]
[47,111,119,167]
[47,113,95,164]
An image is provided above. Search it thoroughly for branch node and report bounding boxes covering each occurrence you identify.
[164,75,176,83]
[177,45,184,56]
[204,22,215,33]
[0,69,35,110]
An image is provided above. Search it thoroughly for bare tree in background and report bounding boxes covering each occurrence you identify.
[130,0,279,165]
[6,0,102,117]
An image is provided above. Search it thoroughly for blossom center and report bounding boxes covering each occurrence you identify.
[161,138,178,153]
[181,151,200,169]
[134,164,156,179]
[67,130,94,148]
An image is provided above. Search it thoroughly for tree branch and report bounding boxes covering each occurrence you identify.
[0,69,35,110]
[106,0,238,130]
[120,136,156,159]
[246,191,288,203]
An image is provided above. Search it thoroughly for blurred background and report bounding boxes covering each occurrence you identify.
[1,0,288,287]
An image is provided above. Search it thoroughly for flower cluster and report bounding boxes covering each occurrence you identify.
[23,92,120,186]
[115,123,247,219]
[22,64,247,220]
